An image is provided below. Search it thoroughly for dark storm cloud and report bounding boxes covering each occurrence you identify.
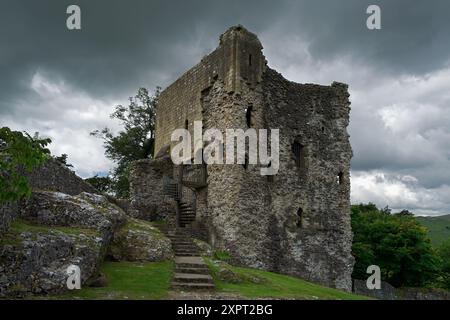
[2,0,450,115]
[0,0,449,214]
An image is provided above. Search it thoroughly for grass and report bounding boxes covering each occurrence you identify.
[0,219,99,246]
[206,259,369,300]
[213,250,231,262]
[416,214,450,247]
[55,261,174,300]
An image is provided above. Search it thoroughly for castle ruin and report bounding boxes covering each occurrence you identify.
[130,25,354,291]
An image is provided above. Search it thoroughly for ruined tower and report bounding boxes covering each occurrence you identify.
[132,25,354,291]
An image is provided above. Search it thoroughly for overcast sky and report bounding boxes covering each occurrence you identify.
[1,0,449,216]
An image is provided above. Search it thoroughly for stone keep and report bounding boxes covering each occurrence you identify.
[149,25,353,291]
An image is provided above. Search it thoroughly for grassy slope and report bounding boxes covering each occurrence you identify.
[206,259,369,300]
[416,214,450,247]
[57,261,174,300]
[6,219,366,300]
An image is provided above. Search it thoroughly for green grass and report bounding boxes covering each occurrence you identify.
[416,214,450,247]
[206,259,369,300]
[213,250,231,262]
[0,219,99,246]
[56,261,174,300]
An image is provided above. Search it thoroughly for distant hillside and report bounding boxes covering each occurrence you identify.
[416,214,450,247]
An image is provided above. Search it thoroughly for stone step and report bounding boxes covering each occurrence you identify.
[175,267,210,275]
[175,256,206,267]
[174,245,198,250]
[175,252,199,257]
[170,240,192,244]
[174,250,199,255]
[171,282,215,290]
[173,244,197,249]
[174,273,213,284]
[173,247,197,251]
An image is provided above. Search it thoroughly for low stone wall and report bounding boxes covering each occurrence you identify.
[0,202,18,237]
[129,156,176,221]
[353,279,450,300]
[353,279,397,300]
[25,157,98,195]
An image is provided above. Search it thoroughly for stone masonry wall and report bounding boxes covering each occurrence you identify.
[150,25,354,291]
[25,157,98,195]
[155,25,264,155]
[129,156,177,222]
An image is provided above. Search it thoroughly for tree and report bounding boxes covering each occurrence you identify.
[437,239,450,290]
[54,153,73,168]
[0,127,51,205]
[84,175,113,194]
[351,204,440,287]
[91,87,160,198]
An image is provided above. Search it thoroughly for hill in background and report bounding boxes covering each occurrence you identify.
[416,214,450,247]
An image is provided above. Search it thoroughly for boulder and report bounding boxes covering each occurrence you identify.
[0,191,126,298]
[0,224,103,297]
[108,218,173,262]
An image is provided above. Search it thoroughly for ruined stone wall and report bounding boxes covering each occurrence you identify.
[0,202,18,236]
[201,69,353,291]
[150,25,354,291]
[25,157,98,195]
[261,69,354,291]
[1,158,99,236]
[129,157,177,222]
[155,25,264,154]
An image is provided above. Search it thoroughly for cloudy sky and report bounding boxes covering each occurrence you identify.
[1,0,449,216]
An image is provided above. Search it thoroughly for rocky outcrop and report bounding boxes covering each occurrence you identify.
[0,202,18,237]
[0,224,103,297]
[0,191,127,298]
[108,218,173,262]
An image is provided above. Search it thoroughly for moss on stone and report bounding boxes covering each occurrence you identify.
[0,219,100,247]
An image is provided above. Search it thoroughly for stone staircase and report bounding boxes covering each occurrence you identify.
[178,201,195,227]
[159,226,214,290]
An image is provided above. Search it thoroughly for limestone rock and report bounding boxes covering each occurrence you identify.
[0,191,127,298]
[19,191,127,240]
[0,226,103,297]
[108,218,173,262]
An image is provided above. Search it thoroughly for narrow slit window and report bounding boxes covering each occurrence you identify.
[338,172,344,185]
[267,161,273,182]
[243,154,249,170]
[297,208,303,228]
[249,54,252,66]
[184,119,189,130]
[245,106,253,127]
[292,142,305,168]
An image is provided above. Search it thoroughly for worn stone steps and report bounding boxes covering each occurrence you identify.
[174,273,213,283]
[171,282,215,290]
[158,224,215,291]
[175,267,210,274]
